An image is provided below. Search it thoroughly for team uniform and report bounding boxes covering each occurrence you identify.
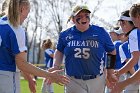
[114,41,124,69]
[128,28,140,93]
[119,41,131,64]
[119,40,139,93]
[44,49,54,69]
[57,25,115,93]
[105,40,125,93]
[0,16,27,93]
[129,28,140,66]
[41,48,54,93]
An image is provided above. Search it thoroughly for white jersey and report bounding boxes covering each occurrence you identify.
[129,29,140,67]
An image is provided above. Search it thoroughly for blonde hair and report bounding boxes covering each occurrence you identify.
[8,0,29,27]
[130,3,140,17]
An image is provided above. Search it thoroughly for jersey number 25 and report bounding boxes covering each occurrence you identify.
[74,48,90,59]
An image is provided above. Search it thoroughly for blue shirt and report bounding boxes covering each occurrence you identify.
[113,41,122,69]
[57,25,115,76]
[44,48,54,68]
[0,16,27,72]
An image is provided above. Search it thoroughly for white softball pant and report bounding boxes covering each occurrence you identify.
[0,70,20,93]
[65,74,105,93]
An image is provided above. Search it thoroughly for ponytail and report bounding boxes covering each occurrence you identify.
[8,0,20,27]
[8,0,29,27]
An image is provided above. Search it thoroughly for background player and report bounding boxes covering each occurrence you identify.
[41,39,55,93]
[110,4,140,93]
[105,29,125,93]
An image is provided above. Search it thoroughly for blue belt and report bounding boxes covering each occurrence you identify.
[71,73,103,80]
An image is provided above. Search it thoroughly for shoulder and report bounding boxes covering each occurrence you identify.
[90,25,106,31]
[45,48,53,52]
[114,41,122,46]
[61,26,74,33]
[45,48,54,54]
[90,25,109,37]
[0,17,15,34]
[121,41,128,48]
[129,28,139,36]
[59,26,75,37]
[129,28,140,42]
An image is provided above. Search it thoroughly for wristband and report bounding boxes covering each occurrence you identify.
[106,54,116,69]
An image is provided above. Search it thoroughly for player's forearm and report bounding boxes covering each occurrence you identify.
[53,49,63,68]
[16,52,50,78]
[119,56,138,75]
[130,69,140,82]
[123,69,140,87]
[129,67,135,75]
[21,71,34,81]
[106,49,116,69]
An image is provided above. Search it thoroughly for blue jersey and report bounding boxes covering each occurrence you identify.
[119,41,131,63]
[57,25,115,76]
[113,41,123,69]
[44,48,54,68]
[0,16,27,72]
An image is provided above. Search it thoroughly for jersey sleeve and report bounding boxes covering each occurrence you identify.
[45,49,54,55]
[129,29,140,53]
[119,44,126,63]
[56,32,65,53]
[119,43,131,63]
[101,28,115,52]
[10,26,27,54]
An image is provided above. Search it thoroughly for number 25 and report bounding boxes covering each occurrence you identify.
[74,48,90,59]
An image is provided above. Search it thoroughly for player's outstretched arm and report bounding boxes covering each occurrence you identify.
[15,52,70,85]
[52,49,64,69]
[118,51,140,76]
[110,69,140,93]
[106,49,118,84]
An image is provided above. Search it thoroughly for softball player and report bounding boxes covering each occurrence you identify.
[110,7,140,93]
[41,39,54,93]
[105,30,125,93]
[49,4,117,93]
[119,40,139,93]
[0,0,69,93]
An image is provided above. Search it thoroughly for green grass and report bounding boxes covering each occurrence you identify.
[21,78,64,93]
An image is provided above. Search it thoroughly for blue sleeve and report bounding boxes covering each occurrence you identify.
[101,28,115,52]
[0,25,20,55]
[56,32,65,53]
[122,43,131,59]
[9,29,20,55]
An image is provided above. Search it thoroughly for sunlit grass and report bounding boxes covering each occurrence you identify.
[21,78,64,93]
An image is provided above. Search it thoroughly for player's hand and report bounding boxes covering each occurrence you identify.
[110,81,125,93]
[28,78,36,93]
[47,69,70,86]
[48,66,59,72]
[106,78,113,89]
[106,69,118,84]
[46,67,61,85]
[114,70,120,77]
